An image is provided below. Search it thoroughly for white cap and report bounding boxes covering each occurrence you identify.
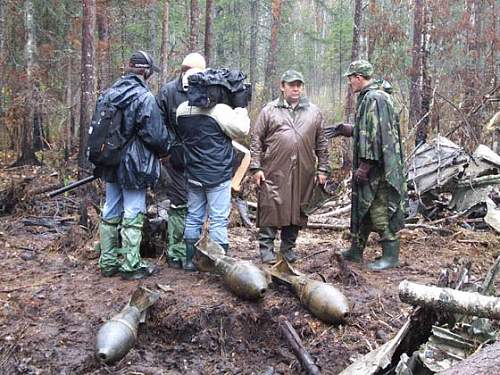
[181,53,206,70]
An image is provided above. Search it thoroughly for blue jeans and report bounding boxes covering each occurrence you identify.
[102,182,146,220]
[184,179,231,245]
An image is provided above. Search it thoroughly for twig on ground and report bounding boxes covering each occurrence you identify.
[278,315,321,375]
[298,249,328,262]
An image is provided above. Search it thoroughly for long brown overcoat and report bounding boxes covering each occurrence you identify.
[250,97,330,228]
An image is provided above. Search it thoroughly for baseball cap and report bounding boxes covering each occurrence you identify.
[343,60,373,77]
[129,51,160,73]
[281,70,304,84]
[182,53,206,70]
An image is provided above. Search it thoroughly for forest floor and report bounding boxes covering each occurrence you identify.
[0,160,499,375]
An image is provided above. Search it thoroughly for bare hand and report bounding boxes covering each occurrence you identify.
[253,170,266,187]
[316,173,328,185]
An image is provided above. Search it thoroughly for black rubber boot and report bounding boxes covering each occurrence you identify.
[367,239,400,271]
[167,257,182,269]
[120,263,160,280]
[183,241,197,272]
[259,227,277,264]
[280,225,299,263]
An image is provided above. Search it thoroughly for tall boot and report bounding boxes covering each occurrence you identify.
[119,214,159,280]
[367,239,400,271]
[280,225,299,263]
[183,240,197,272]
[340,229,369,263]
[98,216,121,277]
[259,227,277,264]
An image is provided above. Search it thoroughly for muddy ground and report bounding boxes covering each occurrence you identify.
[0,163,499,375]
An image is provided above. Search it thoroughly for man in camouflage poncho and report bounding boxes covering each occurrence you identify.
[334,60,406,270]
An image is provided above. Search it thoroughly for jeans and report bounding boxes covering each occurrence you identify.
[102,182,146,220]
[184,179,231,245]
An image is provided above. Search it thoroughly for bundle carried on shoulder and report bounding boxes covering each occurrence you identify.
[187,68,251,109]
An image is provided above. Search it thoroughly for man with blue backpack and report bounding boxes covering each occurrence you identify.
[89,51,173,280]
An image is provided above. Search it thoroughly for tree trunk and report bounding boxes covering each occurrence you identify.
[189,0,200,51]
[249,0,259,107]
[65,52,74,156]
[437,340,500,375]
[160,0,169,84]
[367,0,377,62]
[399,280,500,320]
[14,0,40,166]
[485,0,497,88]
[263,0,281,101]
[96,0,111,92]
[78,0,96,175]
[409,0,423,139]
[149,1,159,93]
[462,0,482,143]
[419,2,432,146]
[204,0,214,66]
[344,0,362,123]
[0,0,5,127]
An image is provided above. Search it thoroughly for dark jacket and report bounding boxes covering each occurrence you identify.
[156,76,188,205]
[98,74,172,189]
[176,102,250,187]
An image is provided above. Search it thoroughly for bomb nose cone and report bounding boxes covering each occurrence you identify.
[97,347,112,363]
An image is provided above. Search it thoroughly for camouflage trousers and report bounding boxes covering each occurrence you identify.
[167,205,187,261]
[354,180,398,249]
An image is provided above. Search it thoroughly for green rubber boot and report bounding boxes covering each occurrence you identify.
[367,239,400,271]
[98,216,121,277]
[183,240,197,272]
[118,214,159,280]
[340,243,364,263]
[341,228,369,263]
[167,205,187,268]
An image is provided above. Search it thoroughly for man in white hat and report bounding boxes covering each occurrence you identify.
[156,53,206,271]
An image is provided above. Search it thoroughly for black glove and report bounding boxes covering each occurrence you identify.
[324,123,354,139]
[354,161,372,184]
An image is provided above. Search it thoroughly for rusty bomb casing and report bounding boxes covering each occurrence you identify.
[270,258,349,324]
[96,306,140,364]
[194,235,269,300]
[96,286,159,365]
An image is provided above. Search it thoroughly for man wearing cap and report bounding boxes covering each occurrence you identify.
[156,53,206,271]
[97,51,173,280]
[334,60,405,270]
[176,68,251,270]
[250,70,330,264]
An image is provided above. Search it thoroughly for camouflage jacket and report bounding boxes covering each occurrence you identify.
[351,82,406,235]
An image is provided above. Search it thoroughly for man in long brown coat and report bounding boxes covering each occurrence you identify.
[250,70,330,264]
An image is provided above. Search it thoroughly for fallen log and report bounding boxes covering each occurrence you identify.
[278,316,320,375]
[437,340,500,375]
[307,223,348,230]
[399,280,500,320]
[306,222,454,234]
[312,204,350,218]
